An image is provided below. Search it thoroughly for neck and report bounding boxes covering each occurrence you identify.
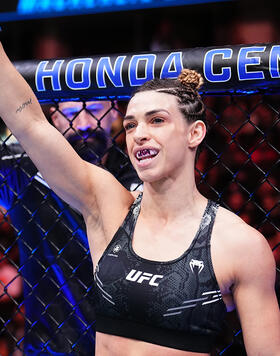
[141,168,206,222]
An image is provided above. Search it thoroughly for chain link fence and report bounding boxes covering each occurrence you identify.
[0,90,279,355]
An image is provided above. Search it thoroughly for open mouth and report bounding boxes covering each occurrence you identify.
[135,148,159,161]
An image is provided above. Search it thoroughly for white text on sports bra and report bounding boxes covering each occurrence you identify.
[126,269,163,287]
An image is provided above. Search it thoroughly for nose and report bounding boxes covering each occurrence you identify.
[133,122,149,144]
[74,111,96,131]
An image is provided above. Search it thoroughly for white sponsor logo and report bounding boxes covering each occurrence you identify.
[189,259,204,274]
[112,244,121,253]
[126,269,163,286]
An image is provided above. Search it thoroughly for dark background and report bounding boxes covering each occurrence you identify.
[1,0,280,62]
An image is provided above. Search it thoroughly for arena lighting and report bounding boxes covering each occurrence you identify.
[0,0,232,22]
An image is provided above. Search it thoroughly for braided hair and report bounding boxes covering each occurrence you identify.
[132,69,207,160]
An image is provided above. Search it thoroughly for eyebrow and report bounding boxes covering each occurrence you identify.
[123,109,169,121]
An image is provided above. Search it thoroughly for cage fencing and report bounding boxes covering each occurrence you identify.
[0,44,279,355]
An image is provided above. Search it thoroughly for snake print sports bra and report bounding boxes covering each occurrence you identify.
[94,194,227,353]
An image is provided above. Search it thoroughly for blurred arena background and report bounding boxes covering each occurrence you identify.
[0,1,279,355]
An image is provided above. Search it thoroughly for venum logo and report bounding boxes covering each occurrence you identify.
[126,269,163,287]
[189,259,204,274]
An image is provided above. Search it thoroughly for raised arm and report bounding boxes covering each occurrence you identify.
[0,43,133,221]
[232,228,280,356]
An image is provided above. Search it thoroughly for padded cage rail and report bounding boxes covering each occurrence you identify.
[0,45,279,355]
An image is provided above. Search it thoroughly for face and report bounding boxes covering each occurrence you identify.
[51,101,117,162]
[124,91,202,183]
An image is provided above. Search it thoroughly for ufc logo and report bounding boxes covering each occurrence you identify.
[126,269,163,287]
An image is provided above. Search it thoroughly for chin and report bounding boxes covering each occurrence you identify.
[131,157,169,183]
[137,170,164,184]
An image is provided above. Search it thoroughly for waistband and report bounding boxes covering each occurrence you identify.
[96,315,215,353]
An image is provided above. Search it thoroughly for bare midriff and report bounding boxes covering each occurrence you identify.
[95,332,210,356]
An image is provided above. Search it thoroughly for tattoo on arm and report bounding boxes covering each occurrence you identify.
[16,98,32,114]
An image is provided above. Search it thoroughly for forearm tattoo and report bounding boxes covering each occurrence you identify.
[16,98,32,114]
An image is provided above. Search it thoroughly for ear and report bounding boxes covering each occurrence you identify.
[187,120,206,148]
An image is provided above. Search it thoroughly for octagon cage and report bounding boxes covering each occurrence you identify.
[0,44,279,356]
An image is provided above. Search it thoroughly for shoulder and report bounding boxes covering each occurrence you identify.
[214,204,275,282]
[214,204,265,247]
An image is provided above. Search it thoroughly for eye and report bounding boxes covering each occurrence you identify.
[124,122,136,131]
[86,104,104,114]
[62,108,80,118]
[87,108,98,114]
[151,117,164,124]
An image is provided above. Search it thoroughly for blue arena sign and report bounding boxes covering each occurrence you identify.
[14,44,280,102]
[17,0,230,14]
[0,0,232,22]
[35,52,183,92]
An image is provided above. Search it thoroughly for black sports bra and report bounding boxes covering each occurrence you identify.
[94,194,227,353]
